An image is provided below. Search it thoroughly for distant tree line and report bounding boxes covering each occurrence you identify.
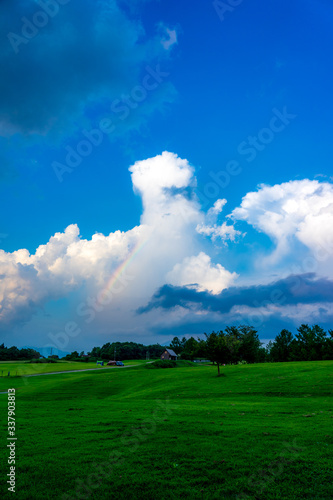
[266,324,333,362]
[0,343,40,361]
[63,351,83,361]
[2,324,332,366]
[169,335,215,360]
[90,342,164,360]
[169,324,333,375]
[170,326,264,375]
[64,342,165,361]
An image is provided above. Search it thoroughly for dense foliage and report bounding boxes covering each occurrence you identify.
[266,324,333,362]
[86,342,164,361]
[169,336,202,360]
[0,343,40,361]
[169,324,333,374]
[170,325,264,366]
[168,326,264,375]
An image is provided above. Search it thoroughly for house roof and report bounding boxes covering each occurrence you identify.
[165,348,177,357]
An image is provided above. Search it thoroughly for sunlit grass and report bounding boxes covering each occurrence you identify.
[0,361,332,499]
[0,359,150,380]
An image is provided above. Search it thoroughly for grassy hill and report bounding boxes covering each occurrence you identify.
[0,359,145,378]
[0,361,332,499]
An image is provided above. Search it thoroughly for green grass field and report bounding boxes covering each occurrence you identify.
[0,359,147,378]
[0,361,332,499]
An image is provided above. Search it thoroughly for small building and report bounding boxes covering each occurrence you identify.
[160,348,178,361]
[107,360,117,366]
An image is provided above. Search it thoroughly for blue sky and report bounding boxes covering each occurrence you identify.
[1,0,333,353]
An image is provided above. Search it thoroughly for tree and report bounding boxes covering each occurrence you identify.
[323,330,333,360]
[269,329,293,362]
[224,327,242,363]
[88,342,163,361]
[88,346,101,359]
[169,337,182,355]
[7,346,20,359]
[19,348,40,359]
[64,351,79,360]
[265,340,274,359]
[181,337,199,360]
[181,337,187,349]
[147,344,165,358]
[0,344,40,361]
[204,331,230,375]
[292,324,327,361]
[237,326,262,363]
[203,326,263,373]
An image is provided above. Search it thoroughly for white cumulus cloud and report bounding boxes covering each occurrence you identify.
[232,179,333,264]
[196,222,242,243]
[208,199,227,216]
[196,198,242,243]
[166,252,238,295]
[161,28,178,50]
[0,152,236,335]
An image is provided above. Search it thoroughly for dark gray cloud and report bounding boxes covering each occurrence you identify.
[138,273,333,314]
[0,0,169,138]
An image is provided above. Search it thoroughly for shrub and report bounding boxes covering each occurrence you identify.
[176,360,195,367]
[146,360,176,369]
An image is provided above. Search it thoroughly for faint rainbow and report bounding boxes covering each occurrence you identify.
[98,237,149,302]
